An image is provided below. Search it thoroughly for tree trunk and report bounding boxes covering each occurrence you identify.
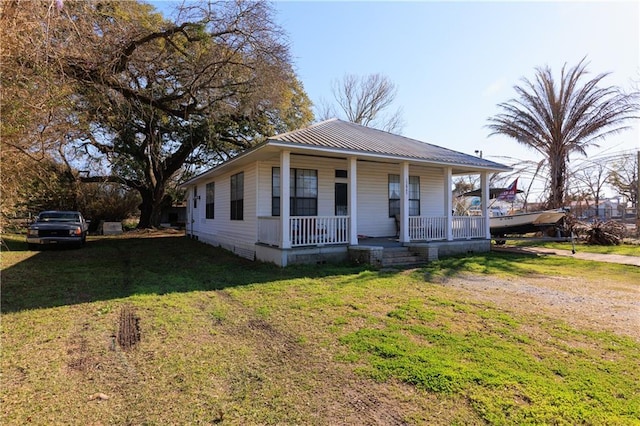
[548,155,565,209]
[137,187,164,229]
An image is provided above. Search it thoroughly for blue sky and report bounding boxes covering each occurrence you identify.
[274,1,639,160]
[154,1,639,194]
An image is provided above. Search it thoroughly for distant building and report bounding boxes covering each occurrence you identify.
[567,199,623,220]
[160,202,186,228]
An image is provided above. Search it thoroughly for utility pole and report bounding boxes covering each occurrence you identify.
[637,150,640,236]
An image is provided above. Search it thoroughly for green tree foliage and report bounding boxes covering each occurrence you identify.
[14,159,78,217]
[2,0,313,228]
[487,59,638,209]
[78,183,141,225]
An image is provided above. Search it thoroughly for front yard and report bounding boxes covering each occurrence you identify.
[1,232,638,425]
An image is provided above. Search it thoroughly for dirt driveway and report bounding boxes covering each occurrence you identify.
[440,272,640,341]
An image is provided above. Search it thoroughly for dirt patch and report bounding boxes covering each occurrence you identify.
[117,305,141,350]
[122,228,185,238]
[438,273,640,341]
[66,322,97,372]
[216,290,419,425]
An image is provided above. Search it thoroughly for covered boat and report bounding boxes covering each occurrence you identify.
[460,179,567,240]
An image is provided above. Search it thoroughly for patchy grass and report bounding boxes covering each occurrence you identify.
[511,239,640,256]
[423,250,640,283]
[2,232,639,425]
[339,298,638,424]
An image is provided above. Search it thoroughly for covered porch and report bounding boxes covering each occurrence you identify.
[257,149,492,249]
[257,214,488,247]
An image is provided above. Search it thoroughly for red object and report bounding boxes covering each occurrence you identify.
[497,179,518,201]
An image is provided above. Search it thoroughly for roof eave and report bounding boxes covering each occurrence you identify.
[178,142,270,188]
[266,140,512,173]
[180,139,512,188]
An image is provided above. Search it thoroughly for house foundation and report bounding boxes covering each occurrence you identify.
[255,244,349,267]
[252,238,490,267]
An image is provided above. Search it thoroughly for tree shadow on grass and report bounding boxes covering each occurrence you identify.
[422,251,543,283]
[1,233,370,313]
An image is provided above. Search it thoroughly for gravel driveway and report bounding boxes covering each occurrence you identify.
[439,272,640,341]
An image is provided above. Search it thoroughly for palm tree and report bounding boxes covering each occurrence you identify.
[487,59,638,209]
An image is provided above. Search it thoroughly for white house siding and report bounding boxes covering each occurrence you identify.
[410,165,446,216]
[189,155,452,252]
[357,163,447,238]
[188,163,258,260]
[356,162,396,237]
[259,156,444,240]
[256,155,351,218]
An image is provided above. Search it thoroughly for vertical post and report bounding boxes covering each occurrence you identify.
[349,156,358,245]
[280,151,291,249]
[445,167,453,241]
[400,161,410,243]
[636,150,640,237]
[481,171,491,239]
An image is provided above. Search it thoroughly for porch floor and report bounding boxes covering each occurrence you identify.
[357,236,403,248]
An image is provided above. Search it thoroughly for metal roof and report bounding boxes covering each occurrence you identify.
[269,118,509,170]
[181,118,510,187]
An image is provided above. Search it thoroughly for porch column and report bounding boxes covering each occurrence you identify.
[445,167,453,241]
[280,151,291,249]
[400,161,410,243]
[481,171,490,239]
[348,156,358,245]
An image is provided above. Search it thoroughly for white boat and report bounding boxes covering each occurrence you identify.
[460,179,567,238]
[490,209,567,236]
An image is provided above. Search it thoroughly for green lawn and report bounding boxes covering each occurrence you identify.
[2,233,639,425]
[510,238,640,256]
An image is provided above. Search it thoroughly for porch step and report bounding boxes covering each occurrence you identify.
[381,247,428,267]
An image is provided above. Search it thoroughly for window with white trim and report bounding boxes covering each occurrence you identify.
[389,174,420,217]
[272,167,318,216]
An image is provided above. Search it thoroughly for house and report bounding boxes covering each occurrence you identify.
[567,199,623,221]
[180,119,511,266]
[160,201,187,229]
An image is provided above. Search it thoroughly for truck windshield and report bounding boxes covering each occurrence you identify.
[39,213,80,222]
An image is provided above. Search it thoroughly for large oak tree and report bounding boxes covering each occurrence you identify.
[3,0,313,227]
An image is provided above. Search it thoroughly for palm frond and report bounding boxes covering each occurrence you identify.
[486,58,639,208]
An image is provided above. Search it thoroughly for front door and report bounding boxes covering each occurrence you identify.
[335,182,348,216]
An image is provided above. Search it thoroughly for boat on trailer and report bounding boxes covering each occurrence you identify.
[490,208,567,237]
[459,179,568,243]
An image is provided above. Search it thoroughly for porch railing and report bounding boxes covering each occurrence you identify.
[290,216,350,246]
[257,216,350,247]
[408,215,487,241]
[452,216,486,239]
[408,216,447,240]
[258,215,486,247]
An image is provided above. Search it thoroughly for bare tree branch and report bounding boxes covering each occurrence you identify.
[328,73,405,133]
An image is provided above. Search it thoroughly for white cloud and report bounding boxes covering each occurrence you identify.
[482,78,506,98]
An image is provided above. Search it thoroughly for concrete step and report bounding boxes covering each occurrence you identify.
[381,247,427,267]
[383,247,417,257]
[382,257,425,267]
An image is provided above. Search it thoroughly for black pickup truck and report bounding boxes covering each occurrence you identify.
[26,211,89,250]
